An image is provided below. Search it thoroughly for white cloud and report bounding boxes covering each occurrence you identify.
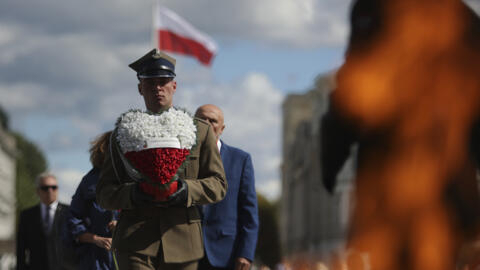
[167,0,350,47]
[250,0,348,47]
[0,24,17,50]
[174,72,284,200]
[54,168,85,204]
[0,31,127,88]
[0,83,49,111]
[257,178,281,201]
[0,0,350,49]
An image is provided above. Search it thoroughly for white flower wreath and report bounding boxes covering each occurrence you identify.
[116,108,197,153]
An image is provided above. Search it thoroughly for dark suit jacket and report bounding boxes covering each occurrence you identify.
[17,202,69,270]
[202,141,259,268]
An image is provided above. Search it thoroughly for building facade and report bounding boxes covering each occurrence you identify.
[281,72,356,262]
[0,124,16,261]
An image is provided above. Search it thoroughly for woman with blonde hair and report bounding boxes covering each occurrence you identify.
[65,131,118,269]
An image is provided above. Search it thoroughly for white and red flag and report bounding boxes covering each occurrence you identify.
[153,4,218,66]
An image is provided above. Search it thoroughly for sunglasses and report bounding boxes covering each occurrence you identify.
[39,185,58,191]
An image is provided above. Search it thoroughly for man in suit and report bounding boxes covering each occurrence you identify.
[96,49,227,270]
[17,172,69,270]
[195,104,259,270]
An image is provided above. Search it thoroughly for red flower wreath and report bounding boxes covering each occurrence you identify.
[116,108,197,201]
[125,148,190,200]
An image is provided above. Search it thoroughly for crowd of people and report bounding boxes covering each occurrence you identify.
[16,49,259,270]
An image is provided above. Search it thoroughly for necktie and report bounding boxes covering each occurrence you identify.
[44,205,51,233]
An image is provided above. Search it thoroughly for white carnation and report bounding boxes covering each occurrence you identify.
[116,108,197,153]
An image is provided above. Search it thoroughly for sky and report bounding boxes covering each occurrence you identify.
[2,0,478,204]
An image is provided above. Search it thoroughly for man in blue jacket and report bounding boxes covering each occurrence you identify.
[195,104,259,270]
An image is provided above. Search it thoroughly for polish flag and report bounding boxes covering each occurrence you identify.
[153,5,218,66]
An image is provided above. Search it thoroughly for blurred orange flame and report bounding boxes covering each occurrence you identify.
[331,0,480,269]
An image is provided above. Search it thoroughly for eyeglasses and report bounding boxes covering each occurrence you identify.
[39,185,58,191]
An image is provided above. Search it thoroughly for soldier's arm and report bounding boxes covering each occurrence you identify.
[96,136,136,210]
[185,122,227,207]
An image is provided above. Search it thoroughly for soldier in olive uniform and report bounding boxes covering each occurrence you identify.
[96,49,227,270]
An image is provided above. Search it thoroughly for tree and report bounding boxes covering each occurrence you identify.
[0,106,8,130]
[0,105,48,213]
[14,132,48,214]
[256,193,282,269]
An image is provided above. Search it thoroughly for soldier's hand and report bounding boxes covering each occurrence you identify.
[165,178,188,207]
[130,183,155,207]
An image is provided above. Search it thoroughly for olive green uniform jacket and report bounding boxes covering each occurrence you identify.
[96,118,227,263]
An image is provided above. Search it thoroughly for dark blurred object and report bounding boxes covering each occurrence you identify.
[321,0,480,269]
[0,105,8,130]
[256,194,281,269]
[347,0,384,54]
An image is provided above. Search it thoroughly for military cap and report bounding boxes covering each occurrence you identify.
[129,49,176,79]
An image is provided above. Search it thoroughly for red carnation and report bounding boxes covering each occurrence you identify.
[125,148,190,201]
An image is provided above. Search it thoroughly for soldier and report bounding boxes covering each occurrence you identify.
[96,49,227,270]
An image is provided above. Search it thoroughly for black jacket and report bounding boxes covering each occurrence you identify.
[17,203,69,270]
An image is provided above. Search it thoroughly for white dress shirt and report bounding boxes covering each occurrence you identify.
[217,140,222,153]
[41,201,58,233]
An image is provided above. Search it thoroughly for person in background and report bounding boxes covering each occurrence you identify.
[17,173,69,270]
[195,104,259,270]
[65,131,118,269]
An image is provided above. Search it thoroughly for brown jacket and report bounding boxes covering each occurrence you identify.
[96,118,227,263]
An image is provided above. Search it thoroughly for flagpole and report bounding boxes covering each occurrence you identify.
[152,0,158,49]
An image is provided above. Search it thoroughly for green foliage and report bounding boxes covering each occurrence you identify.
[256,193,282,269]
[0,106,8,130]
[0,106,48,231]
[13,132,48,213]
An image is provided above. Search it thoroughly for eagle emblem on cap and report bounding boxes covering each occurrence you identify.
[152,49,162,59]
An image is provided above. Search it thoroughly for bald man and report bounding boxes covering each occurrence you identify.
[195,104,259,270]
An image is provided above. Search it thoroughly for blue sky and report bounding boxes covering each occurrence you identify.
[210,41,344,90]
